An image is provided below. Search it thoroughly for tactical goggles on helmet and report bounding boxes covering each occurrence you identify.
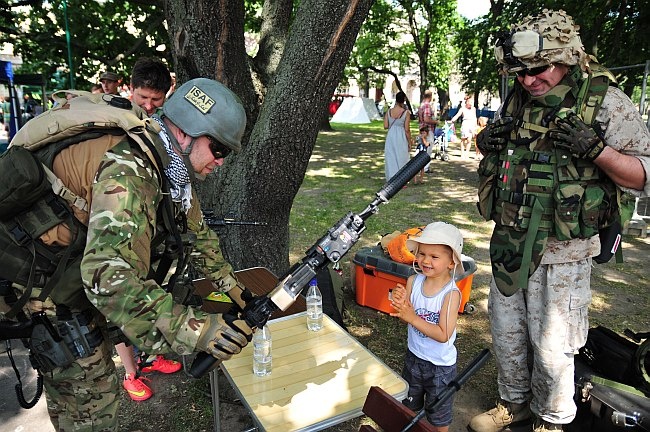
[495,30,583,70]
[495,31,527,69]
[208,137,232,160]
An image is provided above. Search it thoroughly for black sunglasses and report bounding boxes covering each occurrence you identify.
[208,138,232,160]
[515,65,550,78]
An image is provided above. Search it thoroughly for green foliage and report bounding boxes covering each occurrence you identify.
[345,0,461,98]
[344,0,408,89]
[2,0,169,90]
[454,17,499,98]
[453,0,650,98]
[399,0,459,92]
[244,0,264,33]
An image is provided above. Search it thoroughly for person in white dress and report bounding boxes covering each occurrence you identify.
[384,91,413,181]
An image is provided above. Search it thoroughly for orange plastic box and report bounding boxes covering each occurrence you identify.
[353,246,476,314]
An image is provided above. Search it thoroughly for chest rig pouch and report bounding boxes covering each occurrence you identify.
[478,65,630,296]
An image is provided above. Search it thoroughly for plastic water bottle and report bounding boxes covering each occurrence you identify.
[252,324,272,376]
[306,277,323,331]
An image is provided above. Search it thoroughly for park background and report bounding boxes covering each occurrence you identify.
[1,1,649,430]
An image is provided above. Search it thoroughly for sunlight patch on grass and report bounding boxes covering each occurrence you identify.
[305,166,351,178]
[600,274,632,285]
[590,292,610,313]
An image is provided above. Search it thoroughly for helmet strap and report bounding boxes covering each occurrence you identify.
[180,138,200,182]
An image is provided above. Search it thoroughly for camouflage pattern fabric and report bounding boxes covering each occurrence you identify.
[79,138,240,356]
[488,259,592,424]
[489,226,548,296]
[592,87,650,197]
[498,9,590,74]
[44,340,120,432]
[483,67,635,295]
[2,128,249,428]
[482,9,650,427]
[486,82,568,295]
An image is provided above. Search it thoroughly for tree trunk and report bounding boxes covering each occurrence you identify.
[164,0,373,276]
[319,105,334,131]
[437,89,449,118]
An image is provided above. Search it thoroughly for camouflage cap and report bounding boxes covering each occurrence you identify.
[494,9,590,74]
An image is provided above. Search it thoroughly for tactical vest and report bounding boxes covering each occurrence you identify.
[0,92,184,317]
[477,64,635,296]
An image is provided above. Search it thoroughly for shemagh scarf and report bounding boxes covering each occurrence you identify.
[153,116,193,213]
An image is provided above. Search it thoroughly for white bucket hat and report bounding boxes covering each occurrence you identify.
[406,222,463,270]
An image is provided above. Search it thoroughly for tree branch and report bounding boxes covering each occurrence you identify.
[361,65,416,113]
[253,0,292,85]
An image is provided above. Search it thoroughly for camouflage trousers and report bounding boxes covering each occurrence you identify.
[43,339,120,432]
[488,258,592,425]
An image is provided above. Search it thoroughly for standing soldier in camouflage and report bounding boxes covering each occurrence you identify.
[470,10,650,432]
[34,78,255,431]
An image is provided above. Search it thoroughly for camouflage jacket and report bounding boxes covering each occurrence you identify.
[45,135,239,356]
[543,85,650,264]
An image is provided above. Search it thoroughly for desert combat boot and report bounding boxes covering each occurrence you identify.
[468,399,532,432]
[532,418,563,431]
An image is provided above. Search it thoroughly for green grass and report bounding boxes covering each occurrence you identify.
[289,121,487,259]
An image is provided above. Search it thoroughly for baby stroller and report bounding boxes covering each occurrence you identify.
[432,122,451,161]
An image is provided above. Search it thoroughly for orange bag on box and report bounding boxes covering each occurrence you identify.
[380,226,425,264]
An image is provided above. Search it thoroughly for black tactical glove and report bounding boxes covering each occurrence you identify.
[196,312,253,362]
[549,112,605,161]
[476,117,514,154]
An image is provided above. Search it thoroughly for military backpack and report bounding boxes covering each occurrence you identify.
[0,91,174,317]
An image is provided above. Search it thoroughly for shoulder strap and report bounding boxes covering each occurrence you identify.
[581,63,616,126]
[3,94,181,313]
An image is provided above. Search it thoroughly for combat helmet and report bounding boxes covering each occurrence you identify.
[494,9,589,74]
[162,78,246,153]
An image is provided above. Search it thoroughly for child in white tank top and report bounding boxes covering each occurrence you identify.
[390,222,464,431]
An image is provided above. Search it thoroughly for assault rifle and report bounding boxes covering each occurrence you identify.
[189,150,431,378]
[202,210,268,230]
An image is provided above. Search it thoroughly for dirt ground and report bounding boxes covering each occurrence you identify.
[115,153,649,432]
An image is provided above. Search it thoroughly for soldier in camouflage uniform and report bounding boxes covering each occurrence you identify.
[29,78,255,431]
[469,10,650,432]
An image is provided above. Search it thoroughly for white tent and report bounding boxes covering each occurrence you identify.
[331,97,381,123]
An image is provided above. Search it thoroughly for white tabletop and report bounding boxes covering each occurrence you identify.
[220,312,408,432]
